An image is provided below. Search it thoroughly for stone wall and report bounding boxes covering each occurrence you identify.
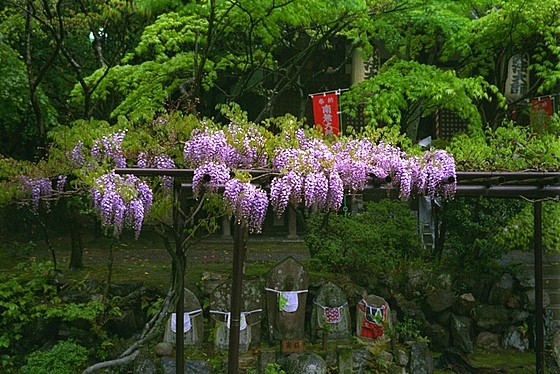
[52,259,559,373]
[367,266,553,355]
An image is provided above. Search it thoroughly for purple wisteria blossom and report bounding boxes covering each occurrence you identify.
[91,131,127,168]
[224,179,268,233]
[19,177,53,212]
[178,121,456,234]
[91,172,153,238]
[71,141,86,168]
[138,152,176,192]
[191,162,231,198]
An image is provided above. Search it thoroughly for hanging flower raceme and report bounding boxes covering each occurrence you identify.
[223,179,268,233]
[333,139,376,192]
[269,170,304,216]
[91,131,127,168]
[18,176,54,212]
[184,128,232,167]
[181,121,457,233]
[183,123,270,228]
[71,141,86,168]
[191,162,231,198]
[138,153,175,192]
[184,124,268,169]
[70,131,128,170]
[421,150,457,199]
[91,172,153,238]
[224,122,269,168]
[270,129,340,215]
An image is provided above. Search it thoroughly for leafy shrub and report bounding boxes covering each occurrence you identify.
[304,199,421,277]
[494,200,560,252]
[0,259,115,369]
[0,260,59,353]
[21,340,88,374]
[442,197,525,273]
[449,121,560,171]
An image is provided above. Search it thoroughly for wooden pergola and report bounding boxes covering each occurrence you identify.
[455,171,559,374]
[116,168,560,374]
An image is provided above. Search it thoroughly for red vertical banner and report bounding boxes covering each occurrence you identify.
[530,97,554,130]
[531,97,553,117]
[312,92,340,135]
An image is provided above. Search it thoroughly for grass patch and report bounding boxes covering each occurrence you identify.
[470,350,535,372]
[433,350,536,373]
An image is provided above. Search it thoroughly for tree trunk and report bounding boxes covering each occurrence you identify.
[69,216,84,270]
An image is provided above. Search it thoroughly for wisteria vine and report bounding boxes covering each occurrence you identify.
[37,120,456,238]
[91,172,153,238]
[138,152,175,192]
[183,126,456,233]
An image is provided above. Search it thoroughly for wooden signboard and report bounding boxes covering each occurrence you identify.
[281,339,304,353]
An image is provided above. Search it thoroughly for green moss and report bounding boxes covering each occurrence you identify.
[469,350,535,371]
[433,350,536,373]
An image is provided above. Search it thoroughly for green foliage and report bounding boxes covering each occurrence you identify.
[450,0,560,92]
[449,121,560,171]
[304,199,421,278]
[0,260,58,352]
[0,43,30,127]
[394,316,429,342]
[9,240,36,256]
[495,201,560,252]
[265,363,287,374]
[0,259,113,368]
[141,296,164,318]
[341,58,502,138]
[68,0,377,122]
[44,299,107,323]
[442,197,525,273]
[0,42,57,159]
[20,340,88,374]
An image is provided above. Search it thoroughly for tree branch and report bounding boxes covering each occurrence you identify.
[81,350,140,374]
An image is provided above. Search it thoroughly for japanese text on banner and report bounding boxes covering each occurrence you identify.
[312,93,340,135]
[530,97,554,130]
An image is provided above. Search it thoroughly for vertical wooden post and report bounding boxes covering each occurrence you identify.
[534,200,544,374]
[228,221,248,374]
[287,206,297,238]
[175,186,187,374]
[176,271,185,373]
[222,215,232,239]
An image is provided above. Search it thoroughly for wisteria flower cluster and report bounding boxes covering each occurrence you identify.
[224,179,268,232]
[421,150,457,199]
[91,131,127,168]
[270,129,339,214]
[183,123,268,169]
[138,152,176,192]
[71,141,86,168]
[183,123,272,231]
[91,172,153,238]
[182,124,457,233]
[19,177,54,212]
[192,162,231,198]
[71,131,127,169]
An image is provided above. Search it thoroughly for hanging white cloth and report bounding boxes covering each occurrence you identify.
[170,309,202,333]
[265,288,308,313]
[209,309,262,331]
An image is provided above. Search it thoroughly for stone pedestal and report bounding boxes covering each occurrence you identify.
[311,283,351,341]
[209,279,263,352]
[163,288,204,347]
[356,294,392,340]
[265,257,308,342]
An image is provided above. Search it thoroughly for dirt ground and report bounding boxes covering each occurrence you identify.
[1,229,311,292]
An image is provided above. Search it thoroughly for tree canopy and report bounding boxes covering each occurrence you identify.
[2,2,560,370]
[0,0,558,236]
[0,0,558,162]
